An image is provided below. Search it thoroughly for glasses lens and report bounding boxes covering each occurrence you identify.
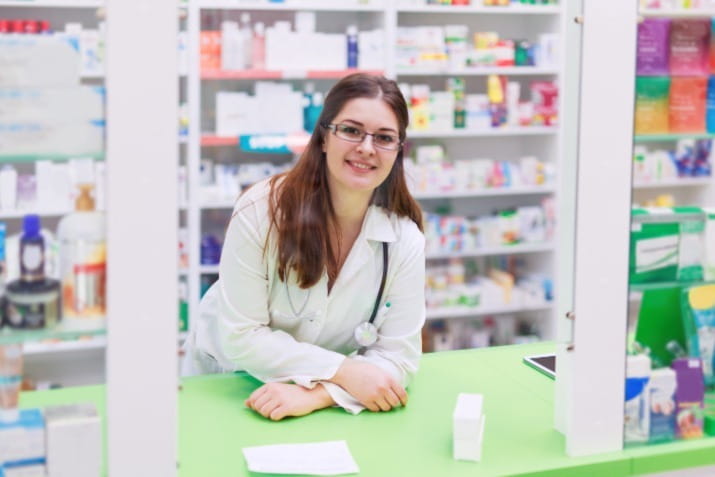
[374,134,399,150]
[335,124,363,142]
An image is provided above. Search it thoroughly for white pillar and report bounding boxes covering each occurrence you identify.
[559,0,638,457]
[105,0,178,474]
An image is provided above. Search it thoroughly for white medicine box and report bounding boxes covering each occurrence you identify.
[453,393,485,462]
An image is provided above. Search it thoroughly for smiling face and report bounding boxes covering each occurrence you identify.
[322,97,401,202]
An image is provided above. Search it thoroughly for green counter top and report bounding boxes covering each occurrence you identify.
[18,342,715,476]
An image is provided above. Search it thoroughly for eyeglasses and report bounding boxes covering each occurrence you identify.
[323,123,402,151]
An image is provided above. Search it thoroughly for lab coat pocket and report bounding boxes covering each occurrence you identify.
[269,307,319,333]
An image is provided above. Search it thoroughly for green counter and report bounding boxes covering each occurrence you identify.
[18,343,715,476]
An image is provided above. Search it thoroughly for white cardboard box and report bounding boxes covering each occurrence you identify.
[45,404,101,477]
[453,393,485,462]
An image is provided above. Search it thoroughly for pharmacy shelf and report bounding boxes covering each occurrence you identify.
[0,326,105,346]
[426,303,553,320]
[633,177,713,190]
[397,66,559,76]
[201,135,238,147]
[426,242,553,260]
[407,126,557,139]
[0,208,72,219]
[202,69,384,80]
[200,264,220,274]
[195,0,387,12]
[634,133,715,143]
[639,8,715,18]
[0,0,101,7]
[0,153,104,163]
[23,332,189,356]
[629,280,714,293]
[397,4,561,15]
[200,200,236,209]
[23,336,107,355]
[413,185,554,199]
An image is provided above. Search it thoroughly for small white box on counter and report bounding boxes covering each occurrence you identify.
[45,404,101,477]
[453,393,485,462]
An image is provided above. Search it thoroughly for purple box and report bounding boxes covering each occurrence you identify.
[638,18,671,75]
[671,358,705,439]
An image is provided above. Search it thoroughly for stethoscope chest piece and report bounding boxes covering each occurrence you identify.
[354,322,378,347]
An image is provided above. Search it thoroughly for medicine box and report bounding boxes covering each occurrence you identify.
[453,393,485,462]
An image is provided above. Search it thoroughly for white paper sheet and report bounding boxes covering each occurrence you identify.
[242,440,360,475]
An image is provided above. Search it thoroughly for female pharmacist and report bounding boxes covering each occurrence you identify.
[182,74,426,421]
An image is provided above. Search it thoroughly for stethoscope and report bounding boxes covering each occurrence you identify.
[285,242,388,352]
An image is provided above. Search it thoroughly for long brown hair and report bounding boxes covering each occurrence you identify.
[268,73,423,288]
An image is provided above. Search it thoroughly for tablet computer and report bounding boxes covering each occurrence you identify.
[523,354,556,380]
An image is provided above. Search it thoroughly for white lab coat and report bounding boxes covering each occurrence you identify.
[182,178,426,414]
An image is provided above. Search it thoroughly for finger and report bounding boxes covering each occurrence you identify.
[252,393,275,412]
[269,406,287,421]
[393,384,408,407]
[364,400,380,412]
[258,399,280,418]
[385,388,401,408]
[375,397,392,412]
[246,385,268,406]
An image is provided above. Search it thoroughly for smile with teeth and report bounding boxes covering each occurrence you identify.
[346,159,376,170]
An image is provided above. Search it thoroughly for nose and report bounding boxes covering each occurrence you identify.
[356,133,376,155]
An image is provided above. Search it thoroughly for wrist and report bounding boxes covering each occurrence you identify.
[329,357,353,387]
[312,383,336,409]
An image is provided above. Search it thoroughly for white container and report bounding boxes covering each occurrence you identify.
[0,165,18,211]
[624,354,651,444]
[56,184,106,330]
[453,393,485,462]
[45,403,102,477]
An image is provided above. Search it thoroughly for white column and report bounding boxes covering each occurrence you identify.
[105,0,178,474]
[563,0,638,457]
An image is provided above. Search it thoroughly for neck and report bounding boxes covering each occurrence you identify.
[330,188,372,232]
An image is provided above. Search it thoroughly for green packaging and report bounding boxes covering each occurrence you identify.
[629,208,707,284]
[630,208,680,284]
[635,76,670,135]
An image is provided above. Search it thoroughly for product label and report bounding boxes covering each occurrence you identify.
[21,245,42,271]
[635,235,678,274]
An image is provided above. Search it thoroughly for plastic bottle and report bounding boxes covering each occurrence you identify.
[240,13,253,70]
[305,91,324,133]
[252,22,265,70]
[20,215,44,283]
[56,184,106,329]
[302,82,315,132]
[347,25,359,68]
[487,74,507,128]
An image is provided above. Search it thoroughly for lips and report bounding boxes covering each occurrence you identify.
[345,159,377,171]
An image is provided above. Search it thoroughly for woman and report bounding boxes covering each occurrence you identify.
[182,73,426,421]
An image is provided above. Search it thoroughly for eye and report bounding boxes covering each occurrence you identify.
[338,125,362,137]
[375,134,396,145]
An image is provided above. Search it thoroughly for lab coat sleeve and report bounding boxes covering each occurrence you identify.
[214,194,346,387]
[322,225,426,414]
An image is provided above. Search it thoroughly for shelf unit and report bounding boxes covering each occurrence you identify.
[0,0,113,382]
[183,0,565,347]
[395,4,561,15]
[426,303,553,320]
[639,8,715,18]
[395,2,564,342]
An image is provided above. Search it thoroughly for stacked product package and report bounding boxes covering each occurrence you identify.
[635,17,715,136]
[0,23,105,157]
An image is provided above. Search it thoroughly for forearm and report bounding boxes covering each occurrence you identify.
[311,383,337,410]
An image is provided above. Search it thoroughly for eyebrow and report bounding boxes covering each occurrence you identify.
[340,119,398,134]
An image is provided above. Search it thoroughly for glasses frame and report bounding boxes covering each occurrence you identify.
[323,123,403,152]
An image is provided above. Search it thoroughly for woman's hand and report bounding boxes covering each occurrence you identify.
[245,382,335,421]
[330,358,408,412]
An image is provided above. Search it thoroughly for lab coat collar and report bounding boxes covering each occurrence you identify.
[331,206,395,292]
[363,205,398,243]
